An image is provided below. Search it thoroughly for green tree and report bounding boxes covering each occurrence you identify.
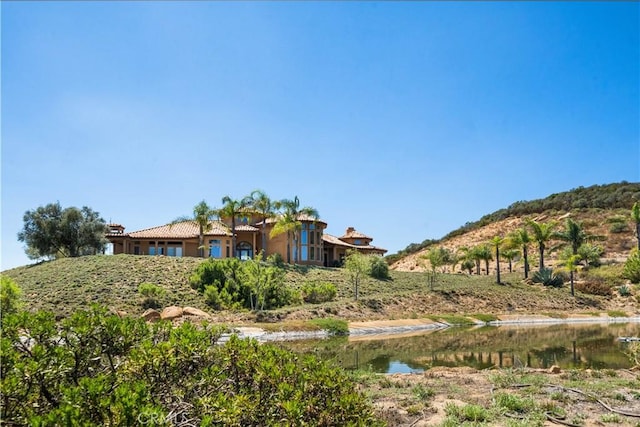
[270,196,319,264]
[632,202,640,250]
[248,190,275,260]
[475,244,493,276]
[501,249,519,273]
[526,219,557,272]
[553,218,601,256]
[17,202,108,260]
[344,250,370,300]
[240,251,289,311]
[561,254,581,296]
[219,195,251,259]
[490,236,503,284]
[171,200,217,257]
[422,247,448,290]
[508,228,532,279]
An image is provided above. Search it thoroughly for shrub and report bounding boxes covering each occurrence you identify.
[369,256,390,279]
[575,279,612,296]
[609,222,629,233]
[0,275,22,315]
[532,268,565,288]
[309,318,349,335]
[1,307,381,426]
[623,249,640,283]
[618,284,632,297]
[301,281,337,304]
[267,252,284,267]
[137,282,165,308]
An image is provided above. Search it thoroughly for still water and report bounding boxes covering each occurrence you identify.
[279,322,640,373]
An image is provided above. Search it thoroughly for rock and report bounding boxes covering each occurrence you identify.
[141,309,161,322]
[549,365,561,374]
[161,306,184,320]
[183,306,211,318]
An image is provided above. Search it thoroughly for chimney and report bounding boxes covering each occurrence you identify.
[346,227,355,235]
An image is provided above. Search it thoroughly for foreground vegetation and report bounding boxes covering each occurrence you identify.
[0,305,381,426]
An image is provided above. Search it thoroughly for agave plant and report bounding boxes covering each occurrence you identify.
[531,268,565,288]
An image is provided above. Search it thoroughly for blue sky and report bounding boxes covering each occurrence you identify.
[2,1,638,270]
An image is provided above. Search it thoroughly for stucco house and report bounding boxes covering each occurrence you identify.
[107,216,386,267]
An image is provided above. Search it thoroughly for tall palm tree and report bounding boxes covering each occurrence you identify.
[171,200,217,258]
[490,236,503,284]
[248,190,275,260]
[632,202,640,251]
[553,218,590,256]
[477,244,493,276]
[270,196,319,264]
[219,195,251,258]
[508,228,532,279]
[526,219,557,272]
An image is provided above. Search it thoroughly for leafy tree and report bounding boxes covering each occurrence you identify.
[17,202,108,260]
[219,195,251,259]
[239,251,291,310]
[369,256,390,279]
[270,196,319,264]
[344,250,370,300]
[422,247,448,290]
[508,227,532,279]
[247,190,275,260]
[490,236,504,284]
[623,249,640,283]
[526,219,557,272]
[632,202,640,250]
[171,200,217,257]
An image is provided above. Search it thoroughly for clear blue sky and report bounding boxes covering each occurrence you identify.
[2,1,639,270]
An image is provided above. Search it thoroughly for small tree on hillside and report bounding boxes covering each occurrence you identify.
[631,202,640,251]
[490,236,503,284]
[18,202,108,260]
[345,250,370,300]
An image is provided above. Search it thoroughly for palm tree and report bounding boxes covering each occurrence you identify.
[562,254,581,296]
[490,236,503,284]
[632,202,640,250]
[553,218,590,256]
[501,249,519,273]
[270,196,319,264]
[526,219,557,272]
[508,228,532,279]
[219,195,251,258]
[171,200,217,258]
[248,190,275,260]
[472,244,493,276]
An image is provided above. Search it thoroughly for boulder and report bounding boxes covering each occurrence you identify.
[183,306,211,318]
[141,309,161,322]
[161,306,184,320]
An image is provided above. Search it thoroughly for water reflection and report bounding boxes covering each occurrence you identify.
[279,322,640,373]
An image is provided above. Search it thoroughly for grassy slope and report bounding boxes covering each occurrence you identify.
[3,254,635,321]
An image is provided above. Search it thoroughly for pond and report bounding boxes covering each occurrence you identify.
[278,322,640,373]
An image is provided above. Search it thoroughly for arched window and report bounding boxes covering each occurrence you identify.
[236,241,253,260]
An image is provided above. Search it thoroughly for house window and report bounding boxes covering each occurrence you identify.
[310,246,315,261]
[354,239,362,245]
[301,246,308,261]
[149,247,156,256]
[310,231,315,244]
[167,242,182,257]
[301,230,308,244]
[209,240,221,258]
[236,241,253,260]
[133,246,140,255]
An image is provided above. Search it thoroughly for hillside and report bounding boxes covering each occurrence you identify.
[389,182,640,272]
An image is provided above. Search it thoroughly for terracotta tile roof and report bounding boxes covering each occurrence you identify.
[235,224,259,232]
[341,227,372,240]
[127,220,232,239]
[323,233,387,253]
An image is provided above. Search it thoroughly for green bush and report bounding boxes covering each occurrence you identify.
[369,256,390,279]
[609,222,629,233]
[623,249,640,283]
[618,284,632,297]
[309,318,349,336]
[137,282,165,308]
[0,306,381,426]
[301,281,337,304]
[267,252,284,267]
[531,268,565,288]
[0,275,22,315]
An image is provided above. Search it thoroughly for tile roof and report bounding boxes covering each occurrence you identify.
[126,220,232,239]
[235,224,259,232]
[260,214,327,225]
[323,233,387,253]
[341,228,372,240]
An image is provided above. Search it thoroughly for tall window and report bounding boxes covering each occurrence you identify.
[236,242,253,260]
[209,239,221,258]
[167,242,182,257]
[149,242,156,256]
